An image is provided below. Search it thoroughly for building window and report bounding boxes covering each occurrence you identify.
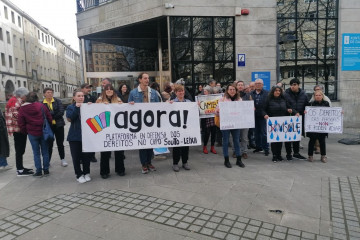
[13,35,16,47]
[6,31,10,44]
[303,48,317,58]
[322,47,335,56]
[4,6,8,19]
[0,28,3,41]
[11,11,15,23]
[18,16,21,27]
[304,0,317,3]
[9,55,13,68]
[1,53,6,66]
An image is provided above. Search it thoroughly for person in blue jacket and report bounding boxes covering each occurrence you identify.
[128,73,160,174]
[66,89,91,183]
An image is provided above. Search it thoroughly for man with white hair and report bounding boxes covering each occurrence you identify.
[250,79,269,156]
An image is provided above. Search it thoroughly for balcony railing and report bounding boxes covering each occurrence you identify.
[77,0,112,12]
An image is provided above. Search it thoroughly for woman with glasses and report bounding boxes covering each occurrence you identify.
[96,84,126,178]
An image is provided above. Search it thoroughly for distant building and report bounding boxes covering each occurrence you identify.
[0,0,81,101]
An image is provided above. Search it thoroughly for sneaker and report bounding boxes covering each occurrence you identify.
[77,175,86,183]
[253,148,263,153]
[272,157,277,163]
[147,164,156,171]
[242,153,248,159]
[321,155,327,163]
[84,174,91,182]
[172,164,180,172]
[293,153,306,160]
[101,174,109,179]
[308,156,314,162]
[61,159,68,167]
[33,172,43,177]
[90,156,98,163]
[264,150,269,156]
[142,166,149,174]
[17,169,33,176]
[277,156,284,161]
[182,163,190,170]
[117,171,125,176]
[286,155,293,161]
[1,165,12,171]
[43,170,49,176]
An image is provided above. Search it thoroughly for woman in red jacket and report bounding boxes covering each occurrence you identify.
[18,92,52,177]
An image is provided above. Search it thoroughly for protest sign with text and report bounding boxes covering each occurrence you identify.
[80,102,201,152]
[267,116,302,143]
[305,107,343,133]
[197,94,223,118]
[218,101,255,130]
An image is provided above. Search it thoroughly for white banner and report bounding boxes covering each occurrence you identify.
[80,102,201,152]
[305,107,343,133]
[266,116,302,143]
[197,94,223,118]
[218,101,255,130]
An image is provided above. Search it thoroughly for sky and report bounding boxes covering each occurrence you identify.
[9,0,80,52]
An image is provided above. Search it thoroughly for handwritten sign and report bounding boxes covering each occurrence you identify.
[197,94,223,118]
[219,101,255,130]
[80,102,201,152]
[267,116,302,143]
[305,107,343,133]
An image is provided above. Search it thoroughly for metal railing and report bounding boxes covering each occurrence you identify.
[77,0,112,12]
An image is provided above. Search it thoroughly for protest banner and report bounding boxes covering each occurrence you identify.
[218,101,255,130]
[197,94,223,118]
[267,116,302,143]
[80,102,201,152]
[305,107,343,133]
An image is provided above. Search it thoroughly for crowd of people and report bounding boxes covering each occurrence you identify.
[0,73,333,184]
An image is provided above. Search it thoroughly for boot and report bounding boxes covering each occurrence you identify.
[210,146,217,154]
[308,156,314,162]
[203,146,208,154]
[236,156,245,168]
[321,155,327,163]
[224,157,232,168]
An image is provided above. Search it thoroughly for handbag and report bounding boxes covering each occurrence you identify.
[41,106,54,141]
[214,115,220,128]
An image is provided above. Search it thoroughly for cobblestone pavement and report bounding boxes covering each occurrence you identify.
[0,129,359,239]
[0,190,332,240]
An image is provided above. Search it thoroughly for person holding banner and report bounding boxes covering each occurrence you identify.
[200,86,217,155]
[96,84,126,178]
[305,90,330,163]
[171,84,191,171]
[215,84,245,168]
[66,89,91,183]
[263,86,297,163]
[128,73,160,174]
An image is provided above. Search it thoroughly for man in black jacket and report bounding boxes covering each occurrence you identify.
[284,78,308,160]
[250,79,269,156]
[42,88,67,167]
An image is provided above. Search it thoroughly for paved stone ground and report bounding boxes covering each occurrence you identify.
[0,126,359,239]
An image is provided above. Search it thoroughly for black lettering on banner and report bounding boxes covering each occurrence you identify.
[169,111,181,127]
[130,110,141,133]
[157,110,166,128]
[140,133,145,139]
[138,139,146,145]
[144,110,154,127]
[114,112,128,129]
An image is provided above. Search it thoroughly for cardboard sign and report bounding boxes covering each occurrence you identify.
[305,107,343,133]
[267,116,302,143]
[218,101,255,130]
[80,102,201,152]
[197,94,223,118]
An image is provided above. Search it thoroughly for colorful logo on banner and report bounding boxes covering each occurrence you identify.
[86,111,111,134]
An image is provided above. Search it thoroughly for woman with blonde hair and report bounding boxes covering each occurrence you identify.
[96,84,126,178]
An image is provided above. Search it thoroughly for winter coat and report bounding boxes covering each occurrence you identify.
[18,102,52,137]
[42,97,65,127]
[0,112,10,158]
[250,89,269,118]
[306,100,330,138]
[284,88,309,115]
[263,96,295,117]
[239,91,252,101]
[66,104,82,142]
[84,94,97,103]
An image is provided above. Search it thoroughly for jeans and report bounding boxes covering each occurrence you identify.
[222,129,241,157]
[13,132,27,170]
[48,125,65,161]
[308,135,326,156]
[239,128,249,153]
[255,118,268,151]
[139,149,153,166]
[69,141,90,178]
[0,157,8,167]
[28,134,49,173]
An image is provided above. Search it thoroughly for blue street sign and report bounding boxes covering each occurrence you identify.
[342,33,360,71]
[251,72,271,91]
[238,54,245,67]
